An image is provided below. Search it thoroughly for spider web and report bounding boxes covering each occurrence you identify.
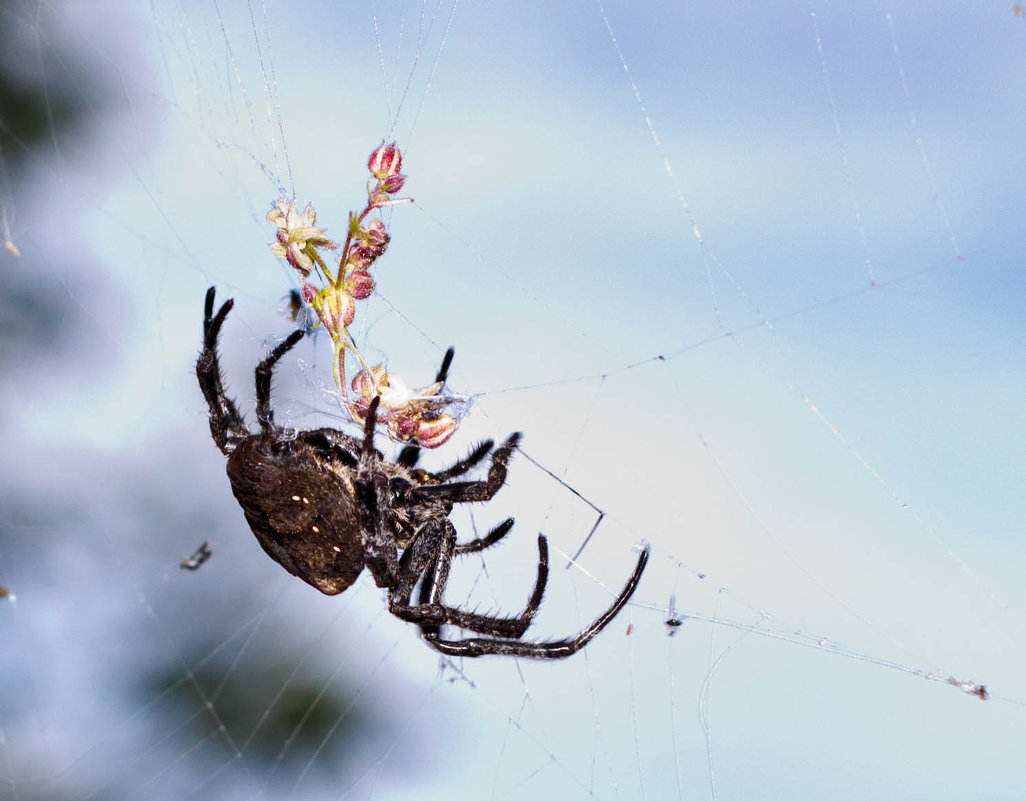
[2,1,1025,799]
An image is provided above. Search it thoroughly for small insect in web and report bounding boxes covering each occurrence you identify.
[280,288,316,335]
[196,287,650,658]
[665,593,684,636]
[179,541,213,571]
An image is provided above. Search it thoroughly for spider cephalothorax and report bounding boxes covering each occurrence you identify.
[197,287,649,658]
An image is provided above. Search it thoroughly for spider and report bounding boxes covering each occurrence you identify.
[196,287,649,658]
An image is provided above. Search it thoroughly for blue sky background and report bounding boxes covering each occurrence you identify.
[2,1,1026,799]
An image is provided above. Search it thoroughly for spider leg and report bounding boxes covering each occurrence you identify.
[254,328,305,433]
[196,287,250,455]
[413,432,522,503]
[454,517,514,555]
[420,545,650,659]
[355,397,409,591]
[397,346,455,469]
[387,519,548,639]
[429,439,495,482]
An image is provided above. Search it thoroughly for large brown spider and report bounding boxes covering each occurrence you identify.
[196,287,649,658]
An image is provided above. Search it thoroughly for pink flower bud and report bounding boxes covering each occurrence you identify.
[351,370,371,396]
[351,364,389,397]
[368,142,402,180]
[350,397,371,419]
[381,173,407,194]
[390,416,419,441]
[347,269,375,300]
[415,415,459,449]
[301,283,318,304]
[316,288,354,334]
[363,219,389,247]
[347,248,373,270]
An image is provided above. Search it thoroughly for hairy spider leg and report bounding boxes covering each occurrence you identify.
[356,397,548,639]
[410,431,522,503]
[420,545,650,659]
[391,519,548,639]
[430,440,496,482]
[454,516,514,555]
[197,287,250,455]
[254,328,305,432]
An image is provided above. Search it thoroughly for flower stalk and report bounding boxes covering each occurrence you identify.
[267,143,464,448]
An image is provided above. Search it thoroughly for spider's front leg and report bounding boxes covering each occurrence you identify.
[397,346,455,469]
[196,287,250,455]
[355,397,405,589]
[412,431,522,504]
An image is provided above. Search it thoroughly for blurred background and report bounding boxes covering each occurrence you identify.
[2,1,1025,798]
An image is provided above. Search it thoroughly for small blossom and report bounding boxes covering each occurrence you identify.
[368,142,402,180]
[264,145,461,447]
[412,415,459,449]
[362,219,390,248]
[268,199,337,276]
[352,363,390,398]
[381,173,407,194]
[390,416,420,441]
[312,286,355,334]
[346,269,375,299]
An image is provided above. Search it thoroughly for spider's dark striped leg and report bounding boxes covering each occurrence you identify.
[356,397,404,590]
[455,517,514,555]
[413,432,522,504]
[421,545,650,659]
[196,287,250,455]
[254,328,304,433]
[417,519,513,644]
[397,346,456,469]
[387,520,548,639]
[430,439,495,482]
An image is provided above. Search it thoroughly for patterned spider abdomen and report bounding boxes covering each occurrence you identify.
[227,435,366,595]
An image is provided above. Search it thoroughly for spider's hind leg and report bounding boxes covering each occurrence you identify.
[389,520,548,640]
[421,544,650,659]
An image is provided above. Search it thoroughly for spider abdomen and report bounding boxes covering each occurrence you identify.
[227,436,365,595]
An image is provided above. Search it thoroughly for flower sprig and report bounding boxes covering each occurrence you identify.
[267,143,466,448]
